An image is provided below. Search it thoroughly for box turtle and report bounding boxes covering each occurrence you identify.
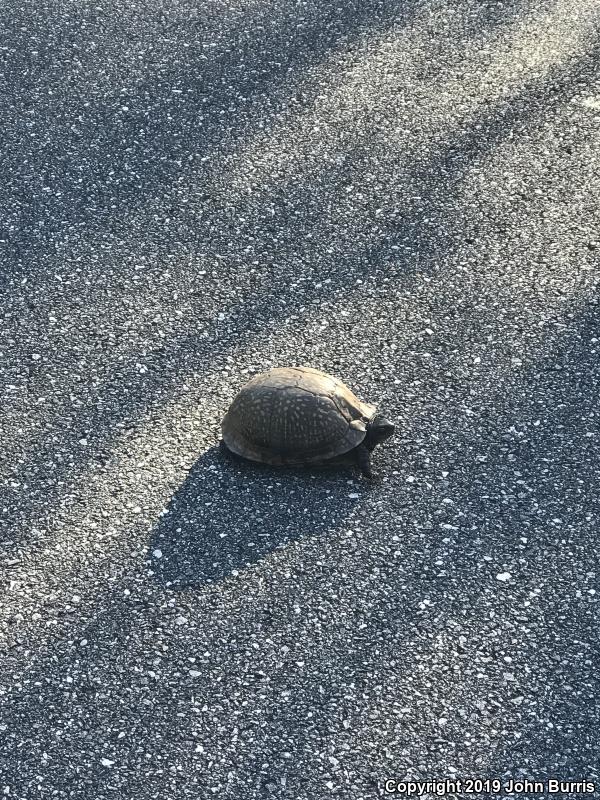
[221,366,394,478]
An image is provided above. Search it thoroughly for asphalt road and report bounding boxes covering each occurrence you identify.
[1,0,600,798]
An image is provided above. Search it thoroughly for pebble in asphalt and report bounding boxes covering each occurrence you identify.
[1,0,600,797]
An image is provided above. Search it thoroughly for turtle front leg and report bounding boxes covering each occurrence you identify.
[355,443,373,479]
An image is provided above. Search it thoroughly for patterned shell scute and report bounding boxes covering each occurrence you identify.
[271,387,347,455]
[222,367,377,465]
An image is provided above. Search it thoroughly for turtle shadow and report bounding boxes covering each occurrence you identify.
[148,443,367,588]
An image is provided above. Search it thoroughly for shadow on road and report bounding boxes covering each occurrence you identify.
[147,443,367,588]
[0,0,416,266]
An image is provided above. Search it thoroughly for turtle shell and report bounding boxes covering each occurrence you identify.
[221,366,377,466]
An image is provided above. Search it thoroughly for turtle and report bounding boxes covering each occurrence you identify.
[221,366,395,478]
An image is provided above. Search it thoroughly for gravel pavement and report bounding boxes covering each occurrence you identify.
[1,0,600,797]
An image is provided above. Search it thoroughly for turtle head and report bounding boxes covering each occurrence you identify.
[365,414,395,450]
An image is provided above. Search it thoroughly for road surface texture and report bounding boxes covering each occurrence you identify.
[1,0,600,798]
